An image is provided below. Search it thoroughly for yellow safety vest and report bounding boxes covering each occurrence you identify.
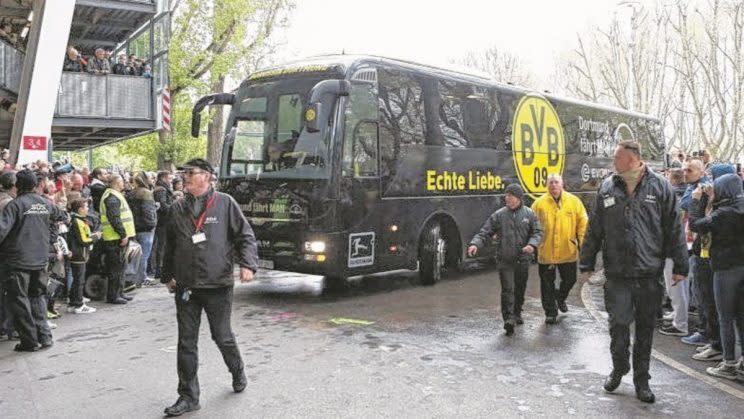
[100,189,136,241]
[74,216,93,245]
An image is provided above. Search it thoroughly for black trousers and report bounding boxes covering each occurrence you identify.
[102,241,125,302]
[175,286,244,403]
[69,262,86,308]
[604,277,662,384]
[696,258,721,350]
[539,262,578,317]
[152,224,167,277]
[4,269,52,348]
[498,261,529,322]
[0,264,14,335]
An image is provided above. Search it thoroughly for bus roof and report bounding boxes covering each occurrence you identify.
[248,54,661,122]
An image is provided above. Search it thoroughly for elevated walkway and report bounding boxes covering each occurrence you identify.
[0,0,165,160]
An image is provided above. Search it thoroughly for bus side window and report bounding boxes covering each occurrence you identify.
[353,121,379,177]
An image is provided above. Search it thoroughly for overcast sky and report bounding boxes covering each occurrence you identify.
[275,0,642,89]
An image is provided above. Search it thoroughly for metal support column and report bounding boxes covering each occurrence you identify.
[7,0,76,166]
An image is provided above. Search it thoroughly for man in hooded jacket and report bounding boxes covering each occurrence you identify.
[467,183,542,336]
[0,170,65,351]
[580,140,688,403]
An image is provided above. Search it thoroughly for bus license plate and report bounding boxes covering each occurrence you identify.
[258,259,274,270]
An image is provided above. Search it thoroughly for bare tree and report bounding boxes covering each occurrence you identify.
[554,0,744,161]
[451,47,534,88]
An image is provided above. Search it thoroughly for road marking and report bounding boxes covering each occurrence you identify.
[580,280,744,401]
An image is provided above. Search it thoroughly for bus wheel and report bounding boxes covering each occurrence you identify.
[419,222,445,286]
[84,274,107,301]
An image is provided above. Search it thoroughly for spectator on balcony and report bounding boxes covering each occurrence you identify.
[88,49,111,75]
[0,22,17,46]
[142,63,153,79]
[112,54,134,76]
[63,47,85,73]
[127,55,142,76]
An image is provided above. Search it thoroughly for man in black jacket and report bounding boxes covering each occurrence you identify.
[161,159,258,417]
[128,172,157,287]
[89,167,109,214]
[580,140,688,404]
[467,183,542,336]
[0,170,65,352]
[152,171,175,279]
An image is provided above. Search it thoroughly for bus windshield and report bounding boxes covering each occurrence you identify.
[225,78,335,179]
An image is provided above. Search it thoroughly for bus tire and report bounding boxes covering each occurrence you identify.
[84,274,107,301]
[419,222,445,286]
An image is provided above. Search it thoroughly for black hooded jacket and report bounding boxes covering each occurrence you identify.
[580,165,689,279]
[127,172,157,233]
[162,188,258,288]
[153,179,174,227]
[0,191,66,270]
[689,173,744,272]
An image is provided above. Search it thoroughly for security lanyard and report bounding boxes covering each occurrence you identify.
[191,193,216,233]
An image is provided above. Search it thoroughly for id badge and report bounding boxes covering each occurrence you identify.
[603,197,616,208]
[192,232,207,244]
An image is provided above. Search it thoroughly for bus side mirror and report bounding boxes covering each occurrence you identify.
[305,103,322,133]
[191,93,235,138]
[305,80,351,133]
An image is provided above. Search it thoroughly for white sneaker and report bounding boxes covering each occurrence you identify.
[693,347,723,362]
[707,361,738,380]
[73,304,97,314]
[696,343,711,353]
[662,312,674,321]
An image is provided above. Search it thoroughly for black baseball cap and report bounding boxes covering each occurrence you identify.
[178,158,214,174]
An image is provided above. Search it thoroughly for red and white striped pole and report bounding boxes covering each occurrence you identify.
[162,85,171,132]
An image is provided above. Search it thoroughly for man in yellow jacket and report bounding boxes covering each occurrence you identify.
[531,174,588,324]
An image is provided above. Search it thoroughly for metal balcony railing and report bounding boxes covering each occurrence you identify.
[56,72,153,120]
[0,40,24,95]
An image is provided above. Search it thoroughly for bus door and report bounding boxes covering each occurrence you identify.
[339,77,384,271]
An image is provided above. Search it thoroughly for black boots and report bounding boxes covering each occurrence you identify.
[164,397,200,417]
[504,320,515,336]
[603,369,627,392]
[232,369,247,393]
[635,382,656,403]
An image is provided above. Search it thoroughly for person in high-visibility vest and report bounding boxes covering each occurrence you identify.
[99,174,136,304]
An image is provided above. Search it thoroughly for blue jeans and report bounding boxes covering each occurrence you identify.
[713,266,744,361]
[136,232,155,285]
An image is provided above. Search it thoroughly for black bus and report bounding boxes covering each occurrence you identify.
[191,55,664,287]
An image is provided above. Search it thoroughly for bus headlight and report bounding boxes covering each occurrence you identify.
[304,241,326,253]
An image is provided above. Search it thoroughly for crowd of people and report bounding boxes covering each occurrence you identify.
[63,46,153,78]
[0,158,186,348]
[658,151,744,383]
[1,143,743,410]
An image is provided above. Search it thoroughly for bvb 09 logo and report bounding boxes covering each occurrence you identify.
[511,95,565,197]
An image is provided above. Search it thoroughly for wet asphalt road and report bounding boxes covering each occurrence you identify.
[1,265,743,418]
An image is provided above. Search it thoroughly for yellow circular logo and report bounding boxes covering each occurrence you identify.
[511,95,565,197]
[304,108,316,122]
